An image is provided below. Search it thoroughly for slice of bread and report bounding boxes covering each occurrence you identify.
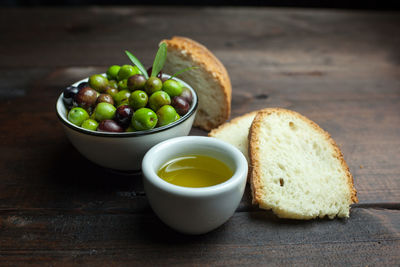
[208,110,259,162]
[160,36,232,131]
[249,108,358,219]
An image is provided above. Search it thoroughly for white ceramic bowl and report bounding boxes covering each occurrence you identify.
[56,75,198,171]
[142,136,248,235]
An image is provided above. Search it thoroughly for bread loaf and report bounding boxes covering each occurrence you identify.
[249,108,358,219]
[160,36,231,131]
[208,110,258,162]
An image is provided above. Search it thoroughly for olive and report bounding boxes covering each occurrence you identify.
[146,67,163,78]
[180,87,193,104]
[108,80,118,90]
[81,119,99,131]
[74,87,99,111]
[115,105,134,129]
[94,102,116,121]
[105,87,119,100]
[131,108,158,131]
[90,111,96,120]
[106,65,121,80]
[161,76,169,83]
[171,96,190,116]
[133,66,142,75]
[77,82,90,90]
[68,107,89,126]
[96,93,114,105]
[98,119,124,132]
[118,79,129,90]
[156,105,179,127]
[162,79,182,97]
[117,101,130,108]
[114,90,131,107]
[125,125,135,132]
[144,77,163,95]
[129,90,148,110]
[89,74,109,93]
[127,74,146,91]
[117,65,139,81]
[63,86,79,108]
[148,91,171,111]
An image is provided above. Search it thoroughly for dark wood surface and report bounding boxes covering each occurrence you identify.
[0,6,399,266]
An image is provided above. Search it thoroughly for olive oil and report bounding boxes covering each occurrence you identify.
[157,155,233,188]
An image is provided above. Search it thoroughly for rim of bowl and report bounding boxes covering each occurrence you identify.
[142,136,248,197]
[56,74,198,138]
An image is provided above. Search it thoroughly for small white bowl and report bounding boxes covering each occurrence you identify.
[142,136,248,235]
[56,75,198,171]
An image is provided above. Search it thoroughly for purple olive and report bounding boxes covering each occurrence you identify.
[77,82,90,90]
[171,96,190,116]
[115,105,134,129]
[74,87,98,111]
[63,86,79,108]
[98,120,124,132]
[127,74,147,91]
[146,67,163,79]
[180,87,193,104]
[96,93,114,105]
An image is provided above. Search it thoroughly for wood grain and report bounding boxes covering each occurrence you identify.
[0,6,399,265]
[0,208,399,265]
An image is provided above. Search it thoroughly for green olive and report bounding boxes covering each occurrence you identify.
[105,87,119,100]
[114,90,131,106]
[117,65,139,81]
[117,101,130,108]
[106,65,121,80]
[118,79,129,90]
[148,91,171,111]
[125,125,136,132]
[88,74,109,93]
[129,90,148,110]
[133,65,142,75]
[108,80,118,89]
[68,107,89,126]
[81,119,99,131]
[156,105,179,127]
[94,102,116,121]
[162,79,183,97]
[131,108,158,131]
[144,77,163,95]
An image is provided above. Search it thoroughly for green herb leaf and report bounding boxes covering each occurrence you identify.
[151,43,167,77]
[125,50,149,79]
[168,66,199,80]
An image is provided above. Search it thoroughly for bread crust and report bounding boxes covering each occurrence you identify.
[161,36,232,131]
[208,110,259,137]
[249,108,358,214]
[208,110,264,183]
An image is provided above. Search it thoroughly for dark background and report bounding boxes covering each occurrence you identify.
[2,0,399,10]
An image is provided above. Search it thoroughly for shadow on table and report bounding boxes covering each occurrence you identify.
[42,141,150,214]
[47,142,143,190]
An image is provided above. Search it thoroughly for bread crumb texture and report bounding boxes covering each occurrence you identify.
[161,36,232,131]
[249,108,358,220]
[209,111,258,161]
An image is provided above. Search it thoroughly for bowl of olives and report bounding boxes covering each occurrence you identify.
[56,63,198,171]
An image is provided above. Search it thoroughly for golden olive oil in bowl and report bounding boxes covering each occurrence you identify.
[157,155,233,188]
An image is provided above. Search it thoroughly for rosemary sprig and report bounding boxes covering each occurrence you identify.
[125,50,149,79]
[151,43,167,77]
[125,44,196,80]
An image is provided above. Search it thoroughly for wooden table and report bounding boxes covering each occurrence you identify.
[1,6,399,265]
